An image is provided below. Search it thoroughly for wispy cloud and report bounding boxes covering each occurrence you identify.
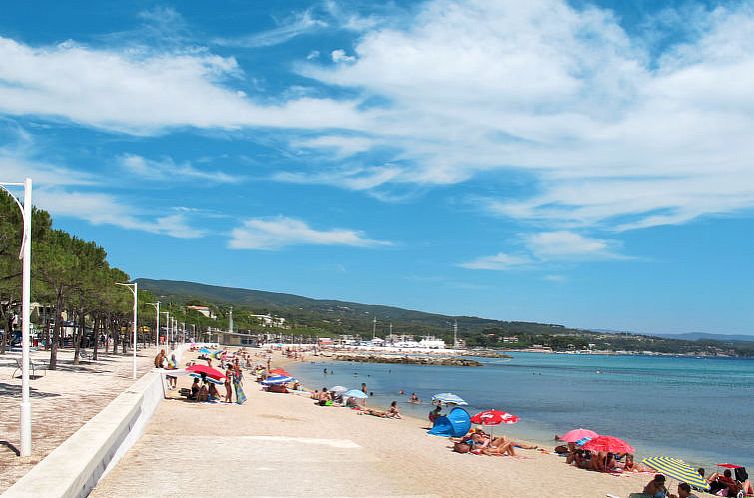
[214,10,327,48]
[460,231,626,271]
[119,154,242,184]
[35,189,206,239]
[524,231,625,260]
[228,216,391,250]
[459,252,533,270]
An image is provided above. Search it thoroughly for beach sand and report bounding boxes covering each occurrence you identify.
[92,348,651,498]
[0,346,159,492]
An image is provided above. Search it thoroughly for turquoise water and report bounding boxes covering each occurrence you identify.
[287,352,754,469]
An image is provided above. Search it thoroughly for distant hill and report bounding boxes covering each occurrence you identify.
[654,332,754,343]
[135,278,584,338]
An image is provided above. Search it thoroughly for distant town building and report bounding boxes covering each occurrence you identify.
[250,314,287,328]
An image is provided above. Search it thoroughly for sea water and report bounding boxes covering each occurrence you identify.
[287,352,754,469]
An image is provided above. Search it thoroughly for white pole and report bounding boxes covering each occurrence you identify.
[20,178,32,457]
[132,282,138,380]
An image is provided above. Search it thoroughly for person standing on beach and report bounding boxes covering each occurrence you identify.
[233,364,246,405]
[224,365,234,403]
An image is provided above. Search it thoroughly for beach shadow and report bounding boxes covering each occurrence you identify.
[0,440,20,456]
[0,382,61,399]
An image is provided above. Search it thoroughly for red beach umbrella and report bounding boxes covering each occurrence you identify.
[186,364,226,380]
[269,368,291,376]
[582,435,634,454]
[560,428,600,443]
[470,409,520,426]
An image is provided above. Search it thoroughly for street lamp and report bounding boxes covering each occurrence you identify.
[0,178,32,457]
[115,282,138,380]
[147,301,160,348]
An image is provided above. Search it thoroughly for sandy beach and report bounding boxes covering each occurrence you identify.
[92,348,653,497]
[0,346,159,492]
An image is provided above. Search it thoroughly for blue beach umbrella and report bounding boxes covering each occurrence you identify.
[640,457,710,492]
[199,347,212,355]
[432,393,468,406]
[262,375,296,385]
[343,389,368,399]
[329,386,348,394]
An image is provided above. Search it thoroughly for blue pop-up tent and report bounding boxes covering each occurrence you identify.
[427,407,471,437]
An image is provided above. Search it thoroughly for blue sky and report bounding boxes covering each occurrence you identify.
[1,0,753,335]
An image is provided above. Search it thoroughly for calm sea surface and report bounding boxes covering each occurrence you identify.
[287,352,754,469]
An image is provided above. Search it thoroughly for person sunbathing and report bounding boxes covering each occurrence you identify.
[668,482,698,498]
[708,469,737,495]
[493,435,537,450]
[208,383,220,401]
[643,474,669,498]
[196,383,209,402]
[620,454,645,472]
[482,437,516,456]
[386,401,402,419]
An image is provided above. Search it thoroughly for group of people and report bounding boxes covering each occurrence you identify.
[451,427,537,457]
[154,349,178,388]
[640,474,698,498]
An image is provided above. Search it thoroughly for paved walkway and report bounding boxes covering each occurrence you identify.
[0,347,158,492]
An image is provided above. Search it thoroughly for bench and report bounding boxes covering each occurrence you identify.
[11,357,46,379]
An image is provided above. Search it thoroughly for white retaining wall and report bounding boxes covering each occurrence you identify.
[2,343,205,498]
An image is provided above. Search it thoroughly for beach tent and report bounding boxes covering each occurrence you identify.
[427,407,471,437]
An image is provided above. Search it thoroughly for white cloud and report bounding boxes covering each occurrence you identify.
[228,216,391,250]
[292,135,375,157]
[35,189,206,239]
[459,252,532,270]
[119,154,241,184]
[0,37,364,134]
[294,0,754,231]
[525,231,624,260]
[273,165,403,191]
[331,49,355,63]
[460,231,625,271]
[306,50,320,60]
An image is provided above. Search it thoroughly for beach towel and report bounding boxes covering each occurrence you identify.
[233,371,247,405]
[427,407,471,437]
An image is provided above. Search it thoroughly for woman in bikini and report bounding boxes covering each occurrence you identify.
[224,366,233,403]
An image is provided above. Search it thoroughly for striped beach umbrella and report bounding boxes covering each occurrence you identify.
[641,457,710,491]
[431,393,468,405]
[261,375,296,385]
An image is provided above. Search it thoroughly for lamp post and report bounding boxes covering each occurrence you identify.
[161,311,169,348]
[115,282,138,380]
[0,178,33,457]
[147,302,160,348]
